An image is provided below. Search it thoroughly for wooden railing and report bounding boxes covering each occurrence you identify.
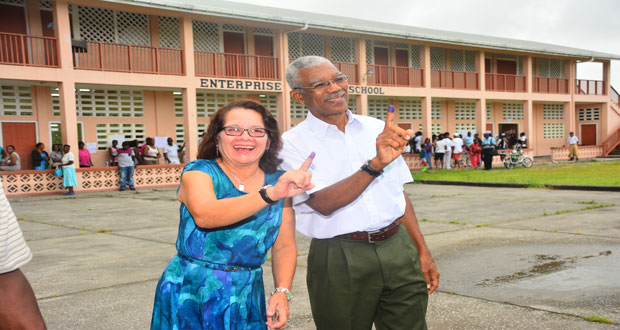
[73,41,184,75]
[431,70,478,90]
[485,73,526,92]
[366,64,423,87]
[332,61,359,84]
[0,32,58,67]
[195,51,279,80]
[601,127,620,155]
[532,76,569,94]
[576,79,605,95]
[610,86,619,107]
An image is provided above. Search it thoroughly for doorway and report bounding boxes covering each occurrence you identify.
[254,34,275,78]
[498,123,518,141]
[223,31,245,76]
[580,124,597,145]
[395,49,409,85]
[373,47,389,84]
[1,122,37,170]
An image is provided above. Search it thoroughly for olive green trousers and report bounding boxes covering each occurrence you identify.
[307,226,428,330]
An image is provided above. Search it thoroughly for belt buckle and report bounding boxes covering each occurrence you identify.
[367,229,382,243]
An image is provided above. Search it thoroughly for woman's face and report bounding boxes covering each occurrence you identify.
[217,108,269,167]
[52,144,59,151]
[38,143,45,150]
[78,143,84,149]
[6,146,14,153]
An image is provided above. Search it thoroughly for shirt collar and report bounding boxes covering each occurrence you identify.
[305,109,357,138]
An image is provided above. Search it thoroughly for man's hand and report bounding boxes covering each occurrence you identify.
[420,253,440,294]
[372,105,414,170]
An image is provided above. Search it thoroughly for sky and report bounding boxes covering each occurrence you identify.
[230,0,620,89]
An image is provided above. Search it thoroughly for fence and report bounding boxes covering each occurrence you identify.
[366,65,423,87]
[485,73,526,92]
[0,32,58,67]
[195,51,279,80]
[431,70,478,90]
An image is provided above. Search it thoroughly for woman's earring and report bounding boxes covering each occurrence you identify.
[216,145,219,158]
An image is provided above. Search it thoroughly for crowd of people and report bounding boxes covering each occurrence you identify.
[407,130,529,171]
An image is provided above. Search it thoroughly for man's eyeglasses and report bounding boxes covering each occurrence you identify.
[221,126,268,137]
[294,75,348,91]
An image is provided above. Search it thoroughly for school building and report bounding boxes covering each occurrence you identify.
[1,0,619,195]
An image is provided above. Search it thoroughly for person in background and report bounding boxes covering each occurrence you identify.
[108,140,119,167]
[60,144,77,195]
[508,134,518,149]
[567,131,579,161]
[422,137,433,170]
[463,131,474,149]
[0,184,47,330]
[130,140,141,166]
[141,138,161,165]
[414,131,423,153]
[162,137,181,164]
[441,133,453,170]
[78,142,93,168]
[481,132,496,170]
[452,133,464,169]
[50,144,63,169]
[497,133,509,150]
[435,134,445,170]
[117,141,136,191]
[31,143,50,170]
[469,139,482,169]
[519,132,528,149]
[0,145,21,171]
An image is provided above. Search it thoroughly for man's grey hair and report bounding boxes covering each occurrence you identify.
[285,56,333,90]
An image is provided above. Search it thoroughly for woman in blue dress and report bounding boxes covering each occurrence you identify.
[151,100,314,330]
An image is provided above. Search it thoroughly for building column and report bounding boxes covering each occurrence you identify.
[422,97,432,139]
[422,45,431,89]
[26,0,42,35]
[149,15,160,47]
[477,50,485,91]
[53,0,73,70]
[567,60,577,136]
[525,56,533,94]
[476,98,487,135]
[525,99,534,149]
[180,16,198,161]
[58,81,78,150]
[357,38,368,116]
[276,29,291,130]
[603,61,611,96]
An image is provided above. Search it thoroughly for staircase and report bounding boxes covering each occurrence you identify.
[602,86,620,156]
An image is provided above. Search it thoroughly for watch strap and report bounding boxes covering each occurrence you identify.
[259,185,278,205]
[360,160,383,177]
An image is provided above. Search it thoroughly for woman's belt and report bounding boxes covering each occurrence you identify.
[336,220,400,243]
[177,254,260,272]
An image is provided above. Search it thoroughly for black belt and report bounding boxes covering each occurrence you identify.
[336,220,400,243]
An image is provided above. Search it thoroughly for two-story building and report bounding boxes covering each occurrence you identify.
[1,0,619,195]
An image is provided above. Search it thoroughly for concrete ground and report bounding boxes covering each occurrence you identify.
[8,184,620,329]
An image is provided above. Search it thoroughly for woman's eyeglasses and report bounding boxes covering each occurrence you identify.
[294,75,348,91]
[221,126,268,137]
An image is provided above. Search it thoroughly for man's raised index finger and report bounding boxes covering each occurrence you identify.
[299,151,315,171]
[384,105,395,130]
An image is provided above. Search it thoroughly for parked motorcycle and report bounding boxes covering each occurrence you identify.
[499,146,533,169]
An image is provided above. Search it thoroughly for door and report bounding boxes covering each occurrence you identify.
[486,123,493,134]
[581,124,596,145]
[254,34,275,79]
[223,31,245,77]
[0,4,28,65]
[395,49,409,86]
[373,47,389,84]
[1,122,37,170]
[496,60,517,74]
[498,123,518,147]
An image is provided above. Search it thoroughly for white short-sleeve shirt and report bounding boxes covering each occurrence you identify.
[568,136,579,144]
[61,152,75,169]
[279,110,413,239]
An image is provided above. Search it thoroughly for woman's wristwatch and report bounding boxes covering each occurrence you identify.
[271,287,293,303]
[259,185,279,205]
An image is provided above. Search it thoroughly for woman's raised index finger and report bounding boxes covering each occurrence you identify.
[299,151,315,171]
[384,105,395,130]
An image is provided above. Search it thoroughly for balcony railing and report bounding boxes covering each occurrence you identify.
[196,51,279,80]
[612,86,620,107]
[366,65,423,87]
[332,61,359,84]
[485,73,526,92]
[576,79,605,95]
[73,41,184,75]
[431,70,478,90]
[532,76,569,94]
[0,32,58,67]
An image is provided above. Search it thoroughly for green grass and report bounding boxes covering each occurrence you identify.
[582,315,618,325]
[412,160,620,186]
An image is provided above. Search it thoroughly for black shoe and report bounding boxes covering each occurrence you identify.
[569,157,574,161]
[130,187,136,191]
[120,187,126,191]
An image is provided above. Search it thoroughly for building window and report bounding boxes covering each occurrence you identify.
[348,95,357,114]
[398,99,422,120]
[432,101,442,119]
[259,94,278,118]
[432,123,442,135]
[75,89,144,117]
[175,123,207,145]
[449,49,476,72]
[75,6,150,46]
[193,20,220,52]
[455,101,476,120]
[174,93,183,117]
[578,107,600,121]
[290,100,308,119]
[486,103,492,121]
[543,123,565,139]
[535,58,564,78]
[96,123,145,150]
[0,85,33,116]
[288,32,325,59]
[196,92,245,118]
[543,104,565,120]
[159,16,180,49]
[455,123,477,133]
[430,47,446,70]
[330,36,355,63]
[368,98,390,120]
[503,103,524,120]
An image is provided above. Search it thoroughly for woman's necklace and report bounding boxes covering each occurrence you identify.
[220,161,260,191]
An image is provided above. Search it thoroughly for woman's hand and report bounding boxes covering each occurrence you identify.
[269,153,315,200]
[265,292,289,329]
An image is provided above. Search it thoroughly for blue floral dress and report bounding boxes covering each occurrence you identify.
[151,159,284,330]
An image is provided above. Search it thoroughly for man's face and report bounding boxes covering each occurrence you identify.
[167,138,173,145]
[290,62,349,120]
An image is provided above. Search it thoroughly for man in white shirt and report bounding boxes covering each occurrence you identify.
[435,134,445,169]
[280,56,438,330]
[452,133,464,169]
[414,132,423,153]
[441,133,453,170]
[162,137,181,164]
[567,131,579,161]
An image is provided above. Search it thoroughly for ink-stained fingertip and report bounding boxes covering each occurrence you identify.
[309,151,316,159]
[388,105,395,113]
